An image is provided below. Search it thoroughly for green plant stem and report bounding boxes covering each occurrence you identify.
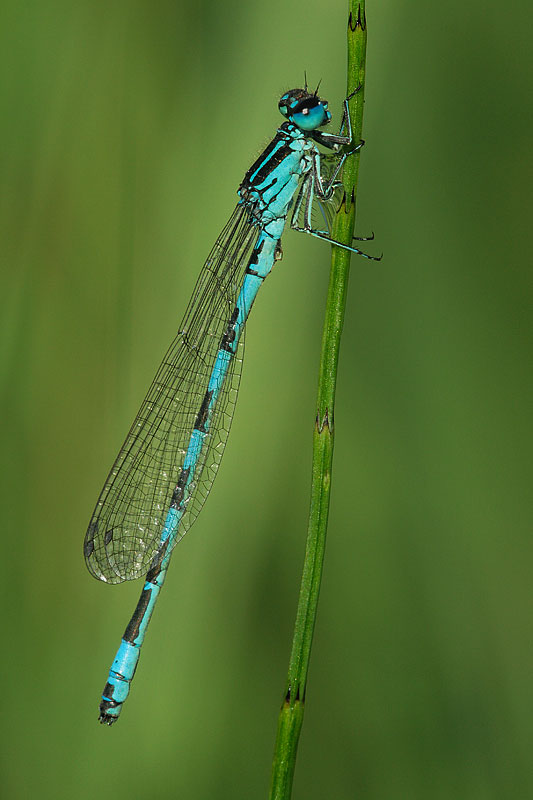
[268,3,367,798]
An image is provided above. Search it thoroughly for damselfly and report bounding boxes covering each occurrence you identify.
[84,83,378,725]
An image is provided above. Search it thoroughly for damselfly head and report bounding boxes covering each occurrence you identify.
[278,88,331,131]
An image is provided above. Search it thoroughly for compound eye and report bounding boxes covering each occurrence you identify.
[292,102,328,131]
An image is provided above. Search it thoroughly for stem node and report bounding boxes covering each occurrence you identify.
[268,4,367,797]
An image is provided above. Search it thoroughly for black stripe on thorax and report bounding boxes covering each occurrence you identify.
[242,133,293,191]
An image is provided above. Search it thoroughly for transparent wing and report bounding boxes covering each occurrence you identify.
[296,153,346,234]
[84,204,259,583]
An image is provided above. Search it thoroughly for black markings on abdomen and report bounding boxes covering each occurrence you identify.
[171,467,191,510]
[246,239,266,277]
[220,307,240,352]
[146,540,169,582]
[194,389,213,432]
[123,587,152,643]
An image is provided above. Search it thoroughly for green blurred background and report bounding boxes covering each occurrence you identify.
[2,0,532,797]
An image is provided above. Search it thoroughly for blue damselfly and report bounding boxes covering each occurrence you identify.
[85,83,378,724]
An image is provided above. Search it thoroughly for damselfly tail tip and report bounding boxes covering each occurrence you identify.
[98,710,118,726]
[99,698,121,725]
